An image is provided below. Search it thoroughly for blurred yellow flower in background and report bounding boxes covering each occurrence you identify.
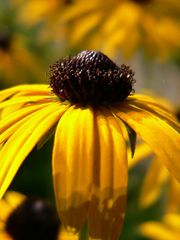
[139,213,180,240]
[0,191,60,240]
[0,51,179,239]
[14,0,71,47]
[60,0,180,59]
[0,191,25,240]
[16,0,66,26]
[0,0,46,87]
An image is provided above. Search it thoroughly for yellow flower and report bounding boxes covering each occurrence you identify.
[0,50,179,239]
[0,191,25,240]
[0,191,60,240]
[60,0,180,59]
[0,1,44,86]
[139,213,180,240]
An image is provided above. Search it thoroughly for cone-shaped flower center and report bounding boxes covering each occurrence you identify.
[5,198,60,240]
[49,50,135,106]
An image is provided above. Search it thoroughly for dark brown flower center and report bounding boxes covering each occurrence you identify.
[49,50,135,106]
[5,197,60,240]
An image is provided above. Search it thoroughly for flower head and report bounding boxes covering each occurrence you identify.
[0,50,179,239]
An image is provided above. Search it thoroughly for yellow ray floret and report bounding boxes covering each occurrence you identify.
[0,84,179,240]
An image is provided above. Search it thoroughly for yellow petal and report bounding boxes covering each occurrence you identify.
[0,103,51,134]
[71,12,102,45]
[4,191,25,208]
[53,105,94,233]
[0,84,49,102]
[88,107,127,240]
[139,158,169,208]
[0,95,54,109]
[0,232,11,240]
[139,220,180,240]
[0,198,12,221]
[113,103,180,182]
[164,214,180,230]
[129,95,179,132]
[0,103,67,199]
[61,1,98,22]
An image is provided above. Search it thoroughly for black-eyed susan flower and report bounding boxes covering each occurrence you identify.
[0,191,60,240]
[60,0,180,59]
[139,213,180,240]
[0,50,179,240]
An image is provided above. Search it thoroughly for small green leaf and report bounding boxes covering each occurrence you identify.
[79,223,89,240]
[124,121,137,158]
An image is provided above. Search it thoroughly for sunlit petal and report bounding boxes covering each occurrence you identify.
[129,96,180,132]
[0,84,49,102]
[113,103,180,182]
[0,95,55,109]
[0,103,51,134]
[0,103,67,199]
[88,107,127,240]
[53,105,94,233]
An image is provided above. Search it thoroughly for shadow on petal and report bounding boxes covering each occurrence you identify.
[88,187,127,240]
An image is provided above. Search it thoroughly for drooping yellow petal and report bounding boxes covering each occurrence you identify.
[0,103,51,134]
[53,105,94,233]
[0,103,68,199]
[0,84,49,102]
[61,1,98,22]
[88,107,127,240]
[128,95,180,132]
[113,103,180,182]
[139,158,169,208]
[0,95,55,109]
[70,11,102,45]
